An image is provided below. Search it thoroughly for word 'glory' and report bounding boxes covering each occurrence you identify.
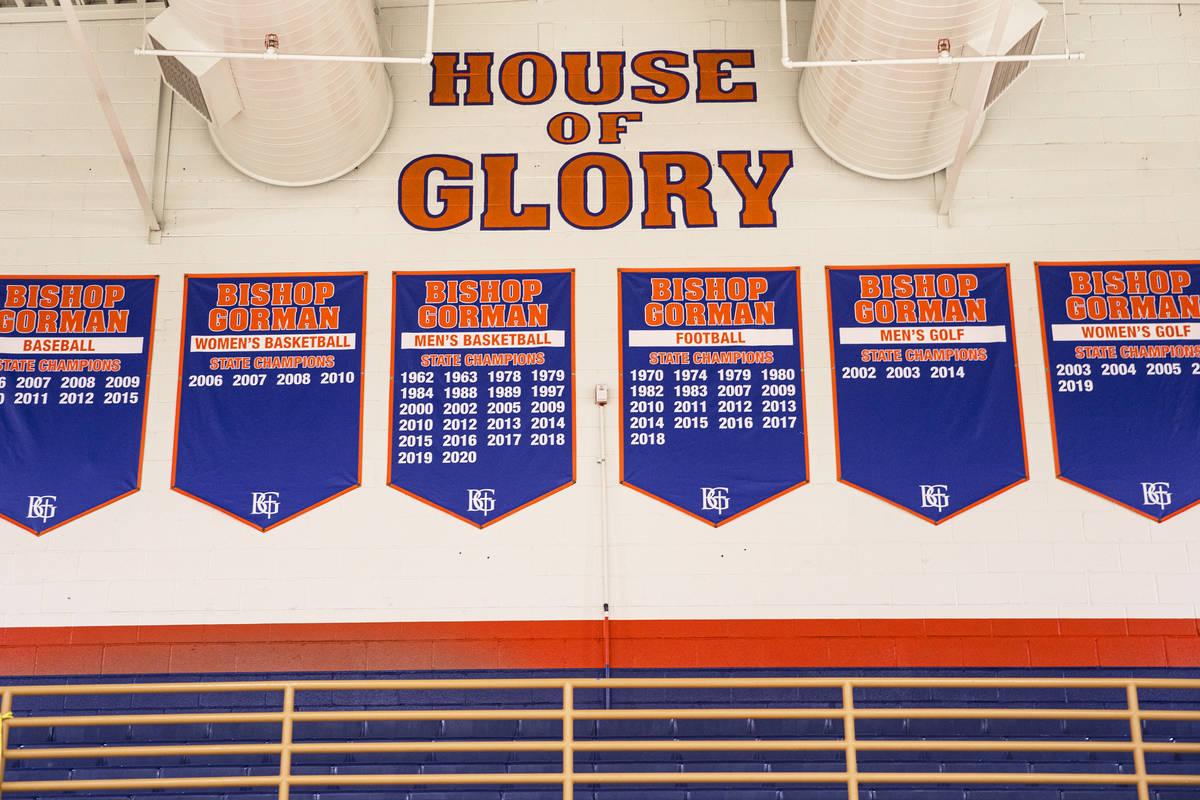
[399,152,793,231]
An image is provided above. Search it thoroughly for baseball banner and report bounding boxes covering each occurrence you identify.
[389,270,575,527]
[619,268,807,525]
[172,273,365,531]
[1037,261,1200,521]
[827,264,1027,523]
[0,276,157,535]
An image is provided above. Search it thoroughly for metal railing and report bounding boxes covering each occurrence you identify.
[2,676,1200,800]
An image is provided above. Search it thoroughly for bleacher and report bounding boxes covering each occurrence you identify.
[2,670,1199,800]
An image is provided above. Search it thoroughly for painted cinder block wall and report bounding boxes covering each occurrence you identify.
[1,0,1198,673]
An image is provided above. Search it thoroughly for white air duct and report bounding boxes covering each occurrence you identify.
[798,0,1044,180]
[148,0,393,186]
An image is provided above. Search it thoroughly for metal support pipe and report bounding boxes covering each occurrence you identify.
[842,682,859,800]
[595,384,613,708]
[278,686,295,800]
[1128,684,1150,800]
[0,691,13,800]
[562,684,574,800]
[148,77,173,244]
[134,0,436,65]
[59,0,161,232]
[938,0,1014,217]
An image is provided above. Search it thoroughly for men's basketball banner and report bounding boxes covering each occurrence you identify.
[0,277,157,535]
[389,270,575,527]
[1037,261,1200,521]
[172,273,365,531]
[827,265,1027,523]
[619,268,807,525]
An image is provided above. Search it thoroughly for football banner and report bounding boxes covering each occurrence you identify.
[619,268,807,525]
[172,273,365,531]
[389,270,575,527]
[827,265,1027,523]
[0,277,157,535]
[1037,261,1200,521]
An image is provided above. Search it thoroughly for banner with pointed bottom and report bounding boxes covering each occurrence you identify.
[619,268,808,526]
[172,273,365,531]
[827,264,1028,524]
[1037,260,1200,522]
[389,270,576,527]
[0,276,157,535]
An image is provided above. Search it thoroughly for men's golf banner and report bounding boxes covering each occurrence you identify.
[827,265,1027,524]
[619,268,807,525]
[1037,261,1200,522]
[0,277,157,535]
[389,270,575,527]
[172,273,365,531]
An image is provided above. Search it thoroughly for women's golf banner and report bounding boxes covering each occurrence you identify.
[1037,261,1200,522]
[827,265,1027,524]
[0,277,157,535]
[172,273,365,531]
[619,268,808,525]
[389,270,576,527]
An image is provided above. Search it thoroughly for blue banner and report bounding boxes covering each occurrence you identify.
[389,270,575,527]
[1037,261,1200,521]
[619,268,807,525]
[827,265,1027,523]
[172,273,365,531]
[0,276,157,535]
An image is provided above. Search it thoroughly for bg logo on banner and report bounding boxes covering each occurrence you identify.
[1037,261,1200,521]
[827,265,1028,523]
[619,268,807,525]
[172,273,365,531]
[389,270,575,527]
[0,276,157,535]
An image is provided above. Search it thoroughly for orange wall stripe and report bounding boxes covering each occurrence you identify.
[0,619,1197,676]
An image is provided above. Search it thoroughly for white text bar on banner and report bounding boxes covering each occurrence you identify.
[0,336,145,355]
[1051,322,1200,342]
[627,329,794,348]
[400,330,565,350]
[190,334,357,352]
[838,325,1007,345]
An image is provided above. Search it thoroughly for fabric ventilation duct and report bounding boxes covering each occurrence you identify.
[798,0,1044,180]
[149,0,393,186]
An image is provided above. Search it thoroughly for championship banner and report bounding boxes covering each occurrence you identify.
[827,265,1027,523]
[172,273,365,531]
[0,277,157,535]
[619,268,807,525]
[1037,261,1200,521]
[389,270,575,527]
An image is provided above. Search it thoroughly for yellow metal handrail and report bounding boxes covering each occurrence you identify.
[0,676,1198,800]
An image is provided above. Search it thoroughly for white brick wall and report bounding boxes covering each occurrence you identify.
[0,1,1198,628]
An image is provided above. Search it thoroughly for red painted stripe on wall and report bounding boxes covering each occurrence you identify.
[0,619,1197,676]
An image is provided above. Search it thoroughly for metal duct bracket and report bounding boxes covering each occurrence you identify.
[145,9,243,126]
[951,0,1046,113]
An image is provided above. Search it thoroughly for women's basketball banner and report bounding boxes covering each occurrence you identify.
[172,273,365,531]
[619,268,807,525]
[389,270,575,527]
[0,276,157,535]
[1037,261,1200,521]
[827,265,1027,523]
